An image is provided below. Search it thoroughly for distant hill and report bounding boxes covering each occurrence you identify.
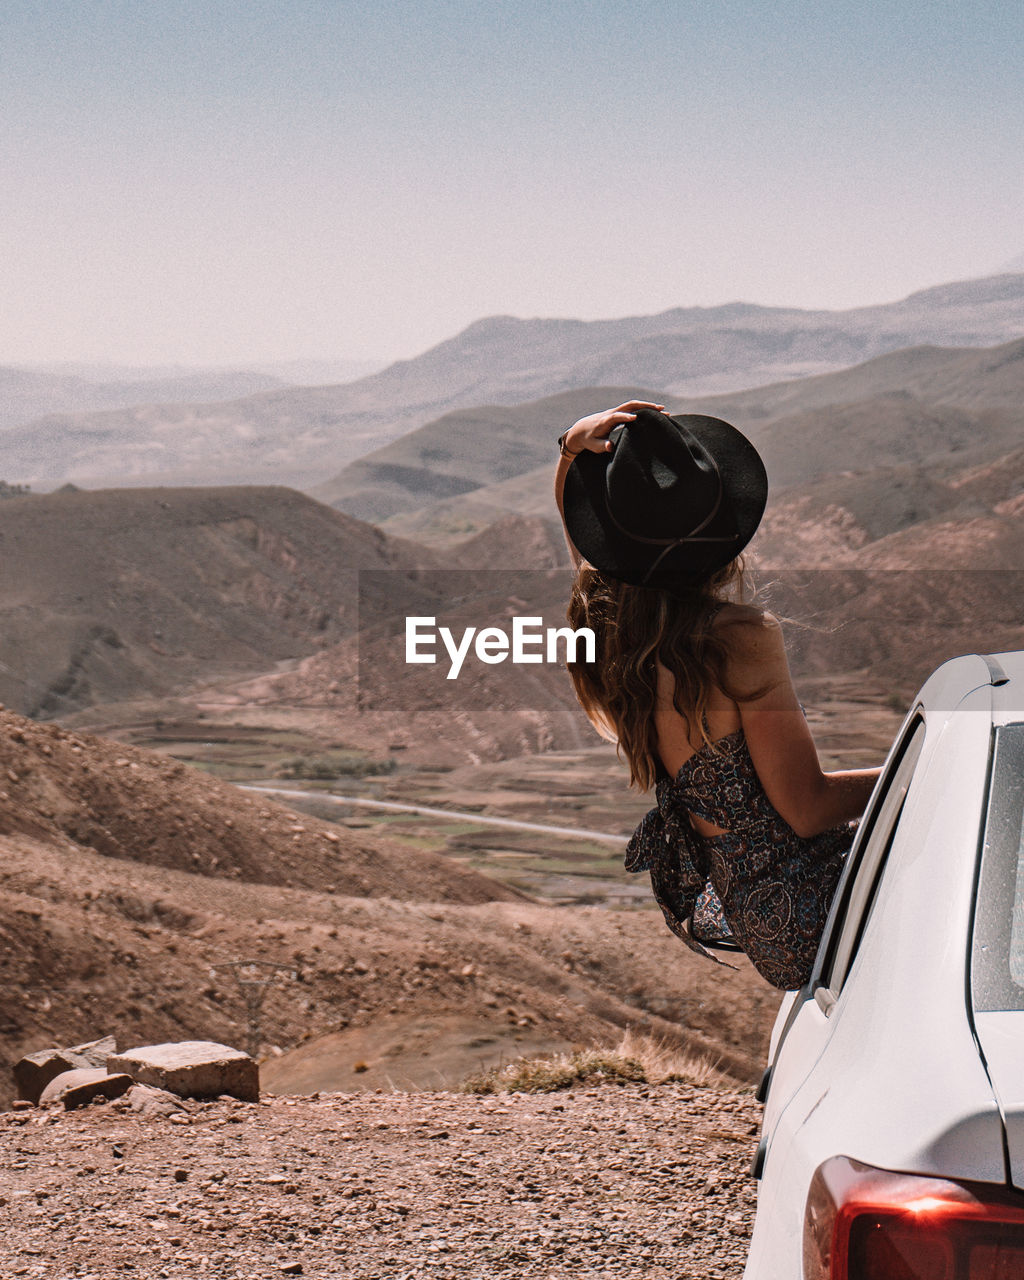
[320,385,664,521]
[691,333,1024,422]
[333,336,1024,527]
[3,273,1023,491]
[0,365,288,432]
[0,485,438,718]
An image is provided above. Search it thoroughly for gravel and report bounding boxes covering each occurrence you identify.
[0,1083,761,1278]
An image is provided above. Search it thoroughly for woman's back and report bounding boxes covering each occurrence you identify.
[652,601,747,836]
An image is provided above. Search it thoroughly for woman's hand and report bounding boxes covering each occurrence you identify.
[563,400,666,456]
[555,400,666,568]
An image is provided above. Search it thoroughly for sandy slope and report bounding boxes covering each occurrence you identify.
[0,709,779,1111]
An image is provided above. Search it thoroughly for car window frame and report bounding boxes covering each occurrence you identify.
[812,713,927,1012]
[971,722,1024,1012]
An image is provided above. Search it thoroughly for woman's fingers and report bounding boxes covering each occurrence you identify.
[564,402,670,455]
[605,402,664,426]
[615,400,666,413]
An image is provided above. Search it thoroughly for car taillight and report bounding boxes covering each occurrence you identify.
[803,1155,1024,1279]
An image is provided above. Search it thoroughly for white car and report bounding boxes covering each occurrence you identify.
[745,651,1024,1279]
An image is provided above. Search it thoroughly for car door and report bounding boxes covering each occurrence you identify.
[744,712,928,1269]
[753,711,927,1156]
[745,675,1001,1277]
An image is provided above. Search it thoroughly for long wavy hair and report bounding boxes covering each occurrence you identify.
[566,558,755,791]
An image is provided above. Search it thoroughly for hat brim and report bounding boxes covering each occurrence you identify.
[562,413,768,587]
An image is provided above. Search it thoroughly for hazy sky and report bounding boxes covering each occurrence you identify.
[2,0,1022,365]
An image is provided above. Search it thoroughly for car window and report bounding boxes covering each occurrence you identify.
[815,715,926,1007]
[972,723,1024,1011]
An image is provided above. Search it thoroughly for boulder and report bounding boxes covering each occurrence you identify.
[67,1035,118,1068]
[107,1041,259,1102]
[126,1084,187,1118]
[39,1068,134,1109]
[13,1036,119,1104]
[14,1049,78,1104]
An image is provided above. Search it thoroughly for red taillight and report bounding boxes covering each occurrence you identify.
[803,1156,1024,1279]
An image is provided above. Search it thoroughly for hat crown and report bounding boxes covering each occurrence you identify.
[604,411,730,544]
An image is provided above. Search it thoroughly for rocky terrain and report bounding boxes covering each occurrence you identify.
[0,701,776,1278]
[0,1080,761,1279]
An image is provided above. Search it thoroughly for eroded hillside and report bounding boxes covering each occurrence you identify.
[0,485,438,718]
[0,709,778,1111]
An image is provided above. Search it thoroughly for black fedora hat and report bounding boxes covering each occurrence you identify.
[562,409,768,588]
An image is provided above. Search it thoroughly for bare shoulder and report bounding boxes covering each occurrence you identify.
[711,605,790,697]
[712,603,783,649]
[711,602,777,628]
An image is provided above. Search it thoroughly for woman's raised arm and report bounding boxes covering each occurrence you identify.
[722,609,881,838]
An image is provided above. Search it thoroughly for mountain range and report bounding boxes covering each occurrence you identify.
[349,335,1024,531]
[2,272,1023,493]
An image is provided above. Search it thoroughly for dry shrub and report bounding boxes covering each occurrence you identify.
[460,1031,724,1095]
[614,1029,724,1087]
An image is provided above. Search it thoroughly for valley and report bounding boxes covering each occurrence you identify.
[0,289,1020,1122]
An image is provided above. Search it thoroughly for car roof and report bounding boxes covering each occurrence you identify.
[988,651,1024,726]
[916,650,1024,725]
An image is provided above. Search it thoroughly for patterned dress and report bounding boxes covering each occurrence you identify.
[625,729,852,990]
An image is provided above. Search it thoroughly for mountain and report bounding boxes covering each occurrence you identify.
[0,484,595,760]
[3,273,1024,492]
[691,332,1024,422]
[329,336,1024,527]
[0,485,438,718]
[320,385,664,521]
[0,365,288,433]
[319,272,1024,415]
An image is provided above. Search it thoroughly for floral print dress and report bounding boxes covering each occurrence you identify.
[624,729,852,990]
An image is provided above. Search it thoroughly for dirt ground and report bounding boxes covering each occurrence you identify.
[0,1081,761,1280]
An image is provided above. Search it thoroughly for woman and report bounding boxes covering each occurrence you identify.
[555,401,880,989]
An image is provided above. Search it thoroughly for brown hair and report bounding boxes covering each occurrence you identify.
[566,558,754,790]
